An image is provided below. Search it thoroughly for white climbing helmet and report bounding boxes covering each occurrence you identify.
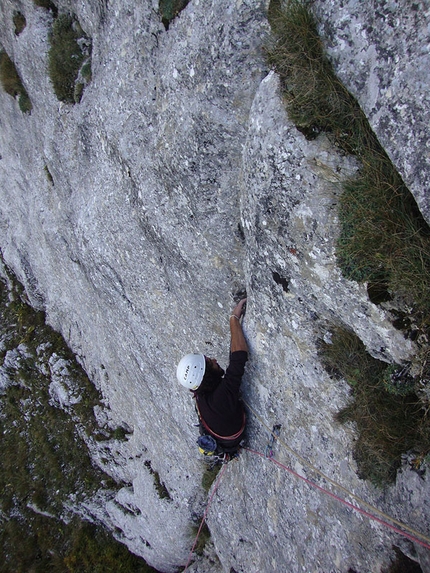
[177,353,206,390]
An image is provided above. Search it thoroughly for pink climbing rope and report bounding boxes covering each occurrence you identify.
[245,446,430,551]
[183,462,228,572]
[182,443,429,572]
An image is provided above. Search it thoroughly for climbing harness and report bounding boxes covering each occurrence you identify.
[197,432,243,468]
[194,395,246,443]
[265,424,282,458]
[242,398,430,551]
[197,434,231,468]
[193,395,246,464]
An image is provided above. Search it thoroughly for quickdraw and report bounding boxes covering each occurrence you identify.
[265,424,282,458]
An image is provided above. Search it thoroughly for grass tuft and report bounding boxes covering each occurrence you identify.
[267,0,430,484]
[48,14,91,103]
[32,0,58,16]
[159,0,190,30]
[13,11,27,35]
[0,51,32,113]
[337,148,430,319]
[265,0,430,324]
[144,460,172,501]
[265,0,362,145]
[319,328,430,486]
[190,521,211,557]
[201,465,221,492]
[1,514,158,573]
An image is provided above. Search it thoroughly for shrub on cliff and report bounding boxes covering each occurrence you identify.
[265,0,361,145]
[0,268,157,572]
[266,0,430,322]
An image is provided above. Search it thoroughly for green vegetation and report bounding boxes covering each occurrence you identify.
[13,11,27,35]
[144,460,172,500]
[266,0,430,320]
[81,60,92,82]
[0,50,32,113]
[266,0,362,144]
[190,522,211,557]
[32,0,58,16]
[48,13,91,103]
[319,328,429,486]
[159,0,190,29]
[0,266,156,572]
[1,514,158,573]
[0,272,109,513]
[337,154,430,319]
[74,81,85,103]
[201,465,221,492]
[44,164,54,184]
[63,520,158,573]
[266,0,430,484]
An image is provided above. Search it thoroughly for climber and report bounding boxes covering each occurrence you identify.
[176,298,248,453]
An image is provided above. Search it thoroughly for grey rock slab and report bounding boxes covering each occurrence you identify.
[312,0,430,224]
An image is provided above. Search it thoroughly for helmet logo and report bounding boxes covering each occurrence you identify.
[177,354,205,389]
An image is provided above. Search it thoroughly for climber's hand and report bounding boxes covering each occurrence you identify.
[232,298,247,319]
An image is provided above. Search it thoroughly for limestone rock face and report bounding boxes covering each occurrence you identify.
[0,1,429,572]
[313,0,430,224]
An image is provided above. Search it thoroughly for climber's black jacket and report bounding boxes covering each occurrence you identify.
[194,350,247,448]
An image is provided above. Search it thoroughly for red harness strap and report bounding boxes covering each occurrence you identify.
[194,396,246,441]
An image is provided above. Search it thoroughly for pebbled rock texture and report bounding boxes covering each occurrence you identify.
[0,1,429,572]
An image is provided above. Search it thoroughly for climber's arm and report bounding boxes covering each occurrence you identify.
[230,298,248,354]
